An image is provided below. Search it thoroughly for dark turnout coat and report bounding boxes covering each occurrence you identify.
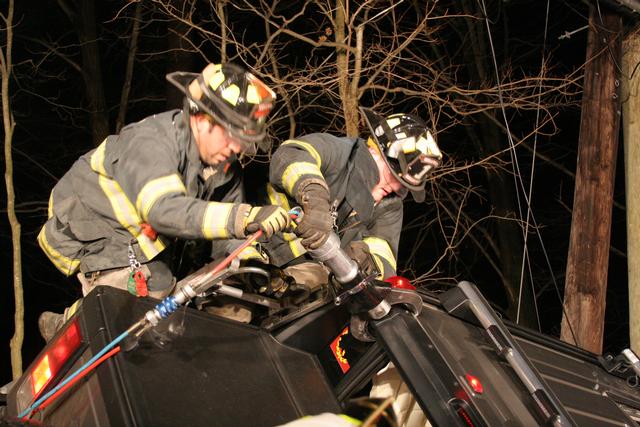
[265,133,403,279]
[38,109,253,276]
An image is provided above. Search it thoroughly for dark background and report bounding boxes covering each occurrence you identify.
[1,0,635,386]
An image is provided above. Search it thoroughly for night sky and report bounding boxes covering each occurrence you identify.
[1,0,636,388]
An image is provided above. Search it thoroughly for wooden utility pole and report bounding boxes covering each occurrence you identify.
[560,7,622,354]
[622,28,640,353]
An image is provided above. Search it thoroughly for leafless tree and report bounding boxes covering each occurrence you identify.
[2,0,24,379]
[14,1,587,337]
[148,0,583,328]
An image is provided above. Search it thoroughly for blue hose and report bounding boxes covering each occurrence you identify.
[19,329,130,418]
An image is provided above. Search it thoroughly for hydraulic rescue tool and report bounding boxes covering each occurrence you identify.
[294,206,422,342]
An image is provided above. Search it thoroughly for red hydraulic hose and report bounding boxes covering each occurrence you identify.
[26,346,122,419]
[185,229,263,288]
[23,230,266,419]
[212,230,263,274]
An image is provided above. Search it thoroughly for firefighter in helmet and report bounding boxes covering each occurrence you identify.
[37,63,290,340]
[259,107,443,291]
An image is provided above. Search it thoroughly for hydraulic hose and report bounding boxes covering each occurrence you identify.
[19,227,266,419]
[19,328,132,418]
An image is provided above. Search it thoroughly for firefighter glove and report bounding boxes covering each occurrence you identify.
[244,205,291,238]
[295,183,333,249]
[344,240,378,276]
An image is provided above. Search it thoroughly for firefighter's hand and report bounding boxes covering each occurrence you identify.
[244,205,291,238]
[295,183,333,249]
[344,241,378,276]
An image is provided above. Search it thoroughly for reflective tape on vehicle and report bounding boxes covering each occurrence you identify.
[202,202,233,239]
[281,162,323,195]
[136,174,187,221]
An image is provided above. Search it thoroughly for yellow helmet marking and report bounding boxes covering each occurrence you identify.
[208,71,226,91]
[247,85,260,104]
[221,84,240,106]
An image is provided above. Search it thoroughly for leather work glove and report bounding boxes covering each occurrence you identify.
[344,241,378,277]
[244,205,290,238]
[295,183,333,249]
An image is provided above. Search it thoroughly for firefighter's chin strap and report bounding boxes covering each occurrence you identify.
[19,227,268,420]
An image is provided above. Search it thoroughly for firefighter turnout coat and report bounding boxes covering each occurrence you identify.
[266,133,403,279]
[38,109,250,277]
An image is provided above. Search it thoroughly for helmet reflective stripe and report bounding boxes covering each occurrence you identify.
[417,132,441,159]
[208,68,225,90]
[401,139,416,154]
[246,85,261,104]
[359,106,442,201]
[221,85,241,106]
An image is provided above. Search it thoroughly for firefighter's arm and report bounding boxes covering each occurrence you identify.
[110,131,287,240]
[270,137,334,249]
[361,197,403,279]
[269,137,331,198]
[142,190,288,240]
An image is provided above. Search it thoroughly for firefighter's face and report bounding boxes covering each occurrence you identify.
[192,115,243,165]
[369,148,403,203]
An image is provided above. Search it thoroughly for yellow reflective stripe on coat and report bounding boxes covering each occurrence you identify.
[266,184,292,210]
[91,140,108,175]
[202,202,233,239]
[47,190,54,219]
[363,237,396,272]
[238,244,268,262]
[281,140,322,167]
[285,236,305,258]
[281,162,323,195]
[97,175,166,258]
[136,174,187,222]
[38,227,80,276]
[63,299,83,322]
[90,144,165,259]
[266,184,304,257]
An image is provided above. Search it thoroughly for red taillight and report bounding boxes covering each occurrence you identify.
[465,373,484,394]
[451,399,478,427]
[31,355,52,396]
[384,275,416,290]
[457,407,476,427]
[30,320,83,397]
